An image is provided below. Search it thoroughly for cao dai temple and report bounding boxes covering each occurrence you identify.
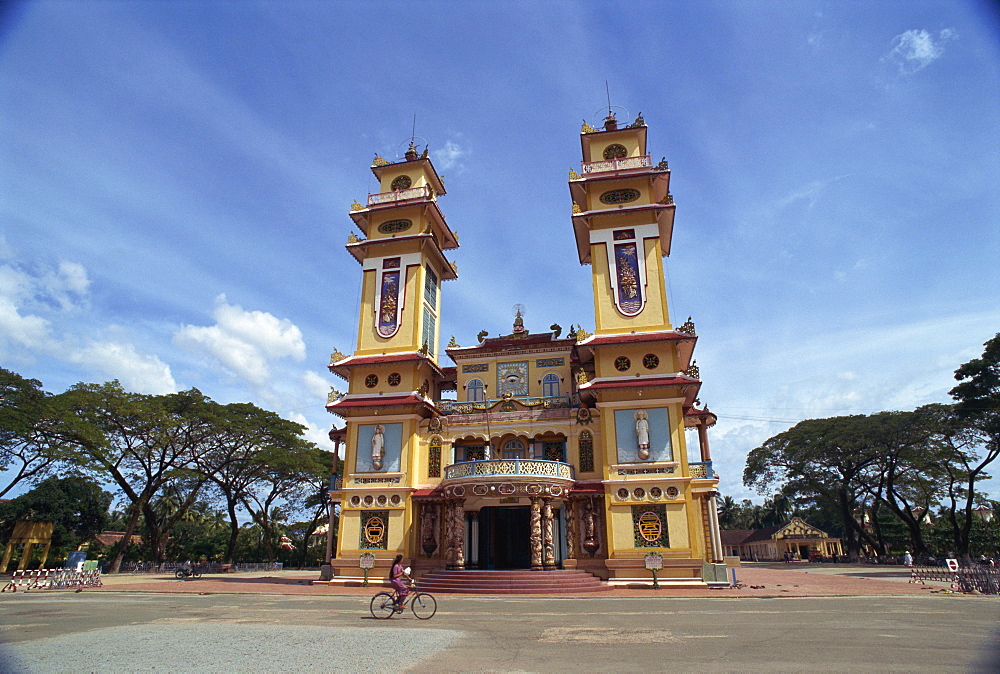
[326,112,726,588]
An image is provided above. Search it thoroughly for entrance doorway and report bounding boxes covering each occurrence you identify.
[478,506,531,569]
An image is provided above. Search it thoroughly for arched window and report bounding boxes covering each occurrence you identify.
[466,378,485,402]
[501,438,526,460]
[541,373,560,398]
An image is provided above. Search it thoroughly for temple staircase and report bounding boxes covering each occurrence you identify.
[415,569,611,594]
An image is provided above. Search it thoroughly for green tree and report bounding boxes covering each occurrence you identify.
[0,476,112,563]
[745,415,883,558]
[57,383,215,571]
[193,402,318,564]
[0,369,76,497]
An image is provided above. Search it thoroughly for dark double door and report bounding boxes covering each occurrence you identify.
[478,506,530,569]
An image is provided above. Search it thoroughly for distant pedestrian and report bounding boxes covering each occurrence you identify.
[902,551,913,567]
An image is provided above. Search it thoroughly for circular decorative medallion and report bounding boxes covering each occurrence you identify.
[349,495,361,507]
[603,144,628,160]
[363,495,375,506]
[599,188,641,205]
[665,486,679,499]
[387,372,401,386]
[365,374,378,388]
[614,356,631,372]
[617,487,630,500]
[389,494,402,506]
[390,175,412,191]
[633,487,646,499]
[650,486,663,499]
[638,511,662,542]
[376,494,388,506]
[377,218,413,234]
[643,353,660,369]
[364,515,385,544]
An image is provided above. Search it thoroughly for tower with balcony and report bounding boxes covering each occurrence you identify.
[568,111,723,584]
[326,142,459,578]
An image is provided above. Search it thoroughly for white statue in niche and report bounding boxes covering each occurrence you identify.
[371,424,385,470]
[635,410,650,460]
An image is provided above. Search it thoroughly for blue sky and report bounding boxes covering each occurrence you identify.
[2,1,998,502]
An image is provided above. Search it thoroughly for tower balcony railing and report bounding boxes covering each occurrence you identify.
[580,153,652,175]
[367,184,433,207]
[328,475,343,491]
[436,394,577,415]
[443,458,575,482]
[688,461,715,479]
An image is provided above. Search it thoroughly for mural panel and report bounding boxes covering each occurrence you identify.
[360,510,389,549]
[497,361,529,397]
[613,408,672,463]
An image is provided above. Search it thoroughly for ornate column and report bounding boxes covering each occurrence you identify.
[542,498,556,570]
[452,500,466,570]
[581,497,600,557]
[564,500,577,560]
[468,511,479,569]
[420,502,439,558]
[529,497,543,570]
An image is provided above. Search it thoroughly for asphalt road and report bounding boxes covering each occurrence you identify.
[1,593,998,672]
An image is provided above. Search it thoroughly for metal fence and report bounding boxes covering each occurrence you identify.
[910,566,1000,594]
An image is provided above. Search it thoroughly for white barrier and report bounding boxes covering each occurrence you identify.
[2,568,102,592]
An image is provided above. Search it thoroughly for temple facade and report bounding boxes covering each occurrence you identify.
[327,113,724,586]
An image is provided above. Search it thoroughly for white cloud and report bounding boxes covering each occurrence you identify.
[435,141,466,171]
[303,369,333,401]
[174,295,306,385]
[0,297,51,348]
[288,411,336,453]
[65,340,177,394]
[885,28,955,74]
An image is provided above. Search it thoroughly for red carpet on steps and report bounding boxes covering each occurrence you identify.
[415,569,611,594]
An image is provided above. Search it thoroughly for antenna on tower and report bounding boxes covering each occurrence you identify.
[411,113,417,143]
[605,80,612,115]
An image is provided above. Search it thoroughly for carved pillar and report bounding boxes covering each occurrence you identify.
[565,500,577,560]
[452,500,466,570]
[582,497,600,558]
[469,511,479,568]
[542,498,556,570]
[529,497,543,570]
[421,503,439,558]
[707,494,723,562]
[697,421,711,462]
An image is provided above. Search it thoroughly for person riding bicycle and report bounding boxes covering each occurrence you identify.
[390,554,411,612]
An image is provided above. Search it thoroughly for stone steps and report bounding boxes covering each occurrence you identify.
[415,569,611,594]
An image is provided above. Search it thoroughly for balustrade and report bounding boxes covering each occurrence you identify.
[443,458,574,481]
[689,461,714,479]
[367,184,432,206]
[581,154,651,175]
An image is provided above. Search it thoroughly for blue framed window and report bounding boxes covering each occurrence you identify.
[542,373,560,398]
[467,378,485,402]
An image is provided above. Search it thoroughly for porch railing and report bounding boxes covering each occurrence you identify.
[689,461,714,479]
[443,459,574,481]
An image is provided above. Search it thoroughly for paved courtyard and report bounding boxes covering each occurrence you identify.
[1,563,997,672]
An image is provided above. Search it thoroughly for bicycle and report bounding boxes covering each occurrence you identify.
[175,566,202,579]
[370,581,437,620]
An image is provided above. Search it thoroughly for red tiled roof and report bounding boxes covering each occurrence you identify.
[579,375,698,390]
[327,395,437,415]
[578,330,695,346]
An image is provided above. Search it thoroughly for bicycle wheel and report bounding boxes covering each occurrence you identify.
[410,592,437,619]
[370,592,397,619]
[175,570,186,579]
